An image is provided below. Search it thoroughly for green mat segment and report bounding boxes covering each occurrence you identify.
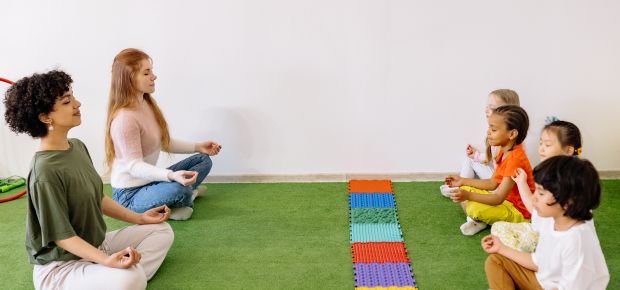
[351,208,399,224]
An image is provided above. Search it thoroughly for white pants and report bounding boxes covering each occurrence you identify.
[33,223,174,290]
[459,157,495,179]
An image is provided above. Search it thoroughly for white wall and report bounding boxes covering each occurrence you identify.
[1,0,620,179]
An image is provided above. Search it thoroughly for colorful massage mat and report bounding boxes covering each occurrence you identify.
[349,180,418,290]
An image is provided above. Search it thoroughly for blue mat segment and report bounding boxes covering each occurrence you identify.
[350,193,396,208]
[350,223,404,242]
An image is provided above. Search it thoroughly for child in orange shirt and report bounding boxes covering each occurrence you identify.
[440,89,520,197]
[445,105,534,235]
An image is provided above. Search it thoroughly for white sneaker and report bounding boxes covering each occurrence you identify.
[460,219,488,236]
[191,185,207,201]
[440,185,458,198]
[169,207,194,220]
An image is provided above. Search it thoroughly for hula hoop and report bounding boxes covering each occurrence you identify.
[0,77,27,203]
[0,77,13,84]
[0,190,27,203]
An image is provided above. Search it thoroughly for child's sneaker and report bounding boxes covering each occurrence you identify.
[169,207,194,220]
[460,219,488,236]
[440,184,458,198]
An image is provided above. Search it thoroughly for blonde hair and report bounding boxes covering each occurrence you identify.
[105,48,171,170]
[490,89,520,106]
[485,89,521,164]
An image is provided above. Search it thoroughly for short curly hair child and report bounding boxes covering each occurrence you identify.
[3,70,73,137]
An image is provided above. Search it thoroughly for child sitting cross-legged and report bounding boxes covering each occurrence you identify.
[481,156,609,290]
[444,105,534,235]
[440,89,520,197]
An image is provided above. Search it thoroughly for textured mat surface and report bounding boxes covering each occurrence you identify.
[350,193,396,208]
[354,263,417,287]
[351,242,410,263]
[349,180,393,193]
[351,208,399,224]
[349,180,417,289]
[350,224,403,242]
[355,287,419,290]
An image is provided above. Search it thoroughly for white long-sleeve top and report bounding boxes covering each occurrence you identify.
[110,99,195,188]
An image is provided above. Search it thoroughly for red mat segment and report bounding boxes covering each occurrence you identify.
[351,242,410,263]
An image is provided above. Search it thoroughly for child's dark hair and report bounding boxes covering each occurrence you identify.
[3,70,73,138]
[533,155,600,220]
[543,120,582,156]
[485,105,529,162]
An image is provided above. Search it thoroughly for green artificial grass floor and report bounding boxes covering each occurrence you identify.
[0,181,618,289]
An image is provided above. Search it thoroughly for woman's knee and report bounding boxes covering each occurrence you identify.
[160,187,192,208]
[173,186,193,201]
[198,153,213,169]
[157,182,192,200]
[132,185,191,212]
[128,204,148,214]
[155,222,174,247]
[106,267,147,290]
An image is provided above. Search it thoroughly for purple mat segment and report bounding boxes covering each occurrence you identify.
[354,262,416,287]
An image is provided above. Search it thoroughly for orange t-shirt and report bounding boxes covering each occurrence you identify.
[493,144,535,219]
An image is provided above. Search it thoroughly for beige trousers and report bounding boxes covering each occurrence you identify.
[33,223,174,290]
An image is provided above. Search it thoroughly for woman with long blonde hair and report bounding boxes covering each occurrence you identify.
[106,48,221,220]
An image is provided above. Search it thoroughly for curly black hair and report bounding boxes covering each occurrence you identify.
[3,70,73,137]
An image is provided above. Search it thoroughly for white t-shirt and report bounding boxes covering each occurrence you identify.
[531,210,609,290]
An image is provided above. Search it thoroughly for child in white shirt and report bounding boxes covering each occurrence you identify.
[481,156,609,290]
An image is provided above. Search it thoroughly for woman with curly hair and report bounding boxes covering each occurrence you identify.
[105,48,221,220]
[4,70,174,290]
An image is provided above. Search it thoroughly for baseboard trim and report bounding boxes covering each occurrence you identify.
[599,171,620,180]
[101,171,620,184]
[207,170,620,183]
[207,172,462,183]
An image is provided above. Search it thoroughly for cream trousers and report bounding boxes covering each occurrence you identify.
[33,223,174,290]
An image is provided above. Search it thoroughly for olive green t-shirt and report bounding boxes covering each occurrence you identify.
[25,138,107,265]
